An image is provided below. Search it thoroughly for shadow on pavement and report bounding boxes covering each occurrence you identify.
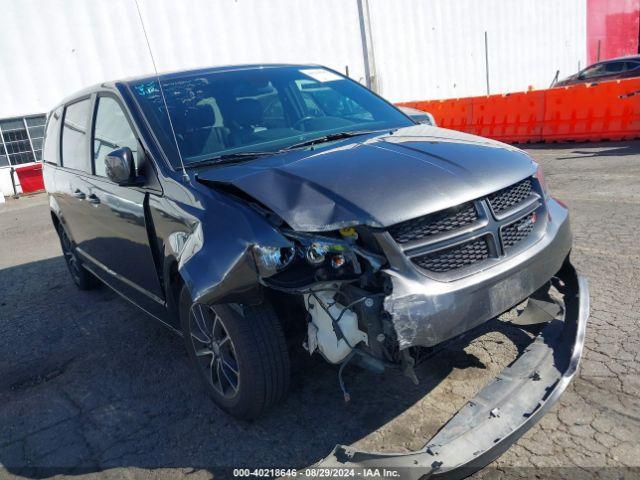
[523,140,640,159]
[0,255,537,478]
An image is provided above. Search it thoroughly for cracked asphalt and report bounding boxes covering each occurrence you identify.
[1,141,639,479]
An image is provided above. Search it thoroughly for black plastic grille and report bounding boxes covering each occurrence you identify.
[412,237,490,273]
[389,202,478,244]
[501,212,536,250]
[488,178,533,215]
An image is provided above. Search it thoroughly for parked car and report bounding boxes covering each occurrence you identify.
[555,55,640,86]
[397,105,437,125]
[43,64,588,476]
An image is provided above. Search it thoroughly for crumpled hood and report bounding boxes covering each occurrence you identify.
[197,125,537,232]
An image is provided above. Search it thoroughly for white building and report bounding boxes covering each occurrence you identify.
[0,0,588,195]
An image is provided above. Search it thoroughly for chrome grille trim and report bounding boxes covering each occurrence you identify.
[382,175,547,279]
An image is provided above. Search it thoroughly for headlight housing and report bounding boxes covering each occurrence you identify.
[252,230,363,281]
[252,244,295,276]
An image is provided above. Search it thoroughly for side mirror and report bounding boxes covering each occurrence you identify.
[105,147,138,185]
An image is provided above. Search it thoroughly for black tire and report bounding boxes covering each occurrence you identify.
[180,287,290,419]
[57,224,100,290]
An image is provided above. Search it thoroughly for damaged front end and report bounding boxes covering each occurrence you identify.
[252,226,396,369]
[313,260,589,478]
[237,175,589,476]
[192,162,587,475]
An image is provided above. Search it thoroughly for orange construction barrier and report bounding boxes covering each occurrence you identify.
[404,98,473,132]
[398,77,640,144]
[543,80,640,142]
[471,90,545,143]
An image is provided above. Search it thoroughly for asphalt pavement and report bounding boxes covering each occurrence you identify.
[0,141,639,479]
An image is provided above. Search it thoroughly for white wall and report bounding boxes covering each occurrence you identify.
[0,166,21,197]
[368,0,587,102]
[0,0,367,119]
[0,0,587,115]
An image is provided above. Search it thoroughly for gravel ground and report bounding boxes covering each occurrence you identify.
[0,141,638,479]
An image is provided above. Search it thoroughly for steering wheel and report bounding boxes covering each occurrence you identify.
[292,116,316,131]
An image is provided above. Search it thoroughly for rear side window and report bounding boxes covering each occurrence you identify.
[61,98,91,172]
[93,96,138,177]
[625,61,640,71]
[43,107,62,165]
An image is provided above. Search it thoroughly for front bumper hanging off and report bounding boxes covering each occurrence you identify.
[313,261,589,479]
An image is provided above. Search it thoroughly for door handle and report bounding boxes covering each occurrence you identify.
[73,189,86,199]
[87,193,101,204]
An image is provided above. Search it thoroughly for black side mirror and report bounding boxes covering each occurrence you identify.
[105,147,139,185]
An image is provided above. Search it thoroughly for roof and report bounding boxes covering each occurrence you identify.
[122,63,321,85]
[53,63,323,110]
[597,55,640,63]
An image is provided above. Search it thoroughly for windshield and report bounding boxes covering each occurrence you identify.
[130,66,412,167]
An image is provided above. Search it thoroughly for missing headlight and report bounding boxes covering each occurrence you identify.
[253,245,295,276]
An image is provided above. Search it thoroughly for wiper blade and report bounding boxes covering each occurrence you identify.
[282,129,385,151]
[186,151,277,168]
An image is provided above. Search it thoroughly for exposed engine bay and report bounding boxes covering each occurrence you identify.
[253,226,407,379]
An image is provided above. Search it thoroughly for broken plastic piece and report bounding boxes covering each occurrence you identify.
[313,261,589,479]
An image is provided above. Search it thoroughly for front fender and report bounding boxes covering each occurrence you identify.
[163,187,291,306]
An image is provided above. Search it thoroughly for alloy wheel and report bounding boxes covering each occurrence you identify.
[189,303,240,398]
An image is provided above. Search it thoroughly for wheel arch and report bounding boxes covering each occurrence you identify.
[50,210,61,232]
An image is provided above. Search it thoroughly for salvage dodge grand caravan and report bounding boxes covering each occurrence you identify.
[43,64,588,476]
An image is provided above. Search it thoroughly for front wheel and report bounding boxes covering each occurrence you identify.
[180,287,290,419]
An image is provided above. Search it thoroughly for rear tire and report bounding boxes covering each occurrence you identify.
[180,287,290,419]
[57,224,100,290]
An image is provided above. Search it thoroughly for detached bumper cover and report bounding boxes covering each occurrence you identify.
[314,261,589,479]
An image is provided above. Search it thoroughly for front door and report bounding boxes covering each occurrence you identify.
[73,94,165,314]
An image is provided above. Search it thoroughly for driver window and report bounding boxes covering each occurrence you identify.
[93,96,138,177]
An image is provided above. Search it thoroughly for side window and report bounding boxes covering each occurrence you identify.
[581,64,606,78]
[93,96,138,177]
[43,107,62,165]
[604,62,624,73]
[61,99,91,171]
[625,61,640,71]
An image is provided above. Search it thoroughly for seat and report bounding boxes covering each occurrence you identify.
[228,99,264,147]
[175,104,226,158]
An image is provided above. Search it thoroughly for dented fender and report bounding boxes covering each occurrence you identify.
[148,184,291,308]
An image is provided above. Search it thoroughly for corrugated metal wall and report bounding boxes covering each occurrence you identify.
[0,0,587,118]
[368,0,588,102]
[0,0,367,119]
